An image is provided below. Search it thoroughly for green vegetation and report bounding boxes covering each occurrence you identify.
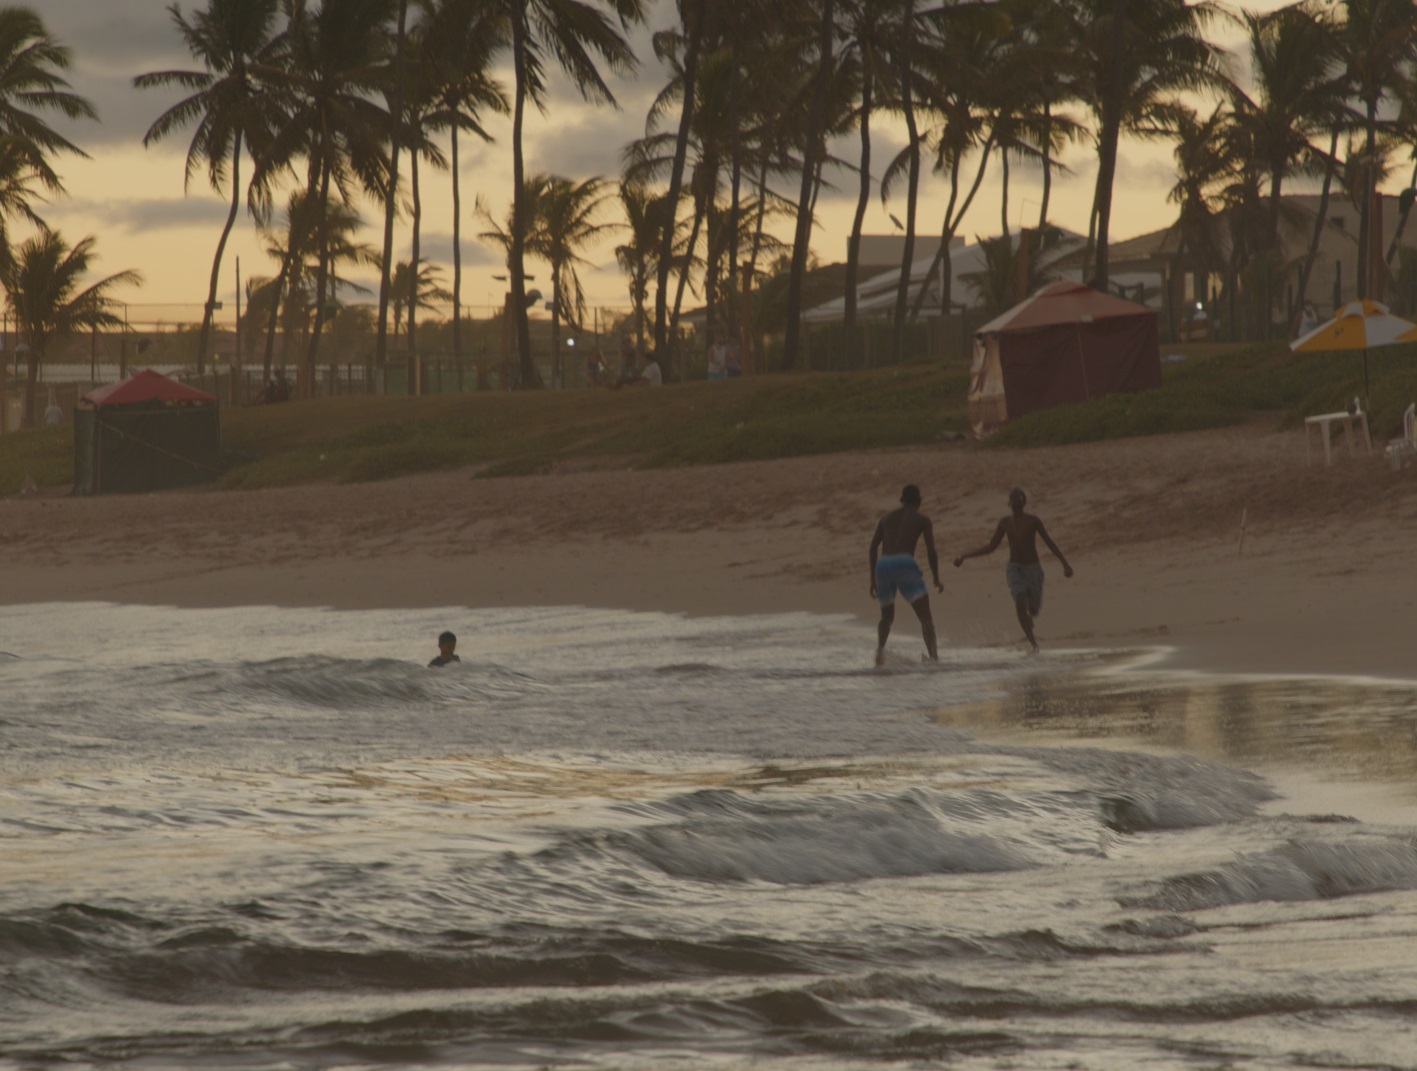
[7,341,1417,496]
[988,341,1417,449]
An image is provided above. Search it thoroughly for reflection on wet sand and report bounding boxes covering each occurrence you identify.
[930,649,1417,793]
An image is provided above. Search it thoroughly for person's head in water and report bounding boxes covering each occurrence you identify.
[900,484,922,508]
[1009,487,1026,511]
[437,631,456,657]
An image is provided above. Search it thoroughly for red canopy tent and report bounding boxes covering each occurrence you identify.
[73,370,221,495]
[968,280,1162,437]
[83,368,217,408]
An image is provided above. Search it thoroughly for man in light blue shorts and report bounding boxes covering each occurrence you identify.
[868,484,944,665]
[953,488,1073,652]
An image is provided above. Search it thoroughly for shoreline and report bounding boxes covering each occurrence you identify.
[5,421,1415,680]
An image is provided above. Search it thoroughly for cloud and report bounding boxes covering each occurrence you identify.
[61,195,235,235]
[405,230,502,269]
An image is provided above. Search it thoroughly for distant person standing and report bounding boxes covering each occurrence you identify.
[953,488,1073,653]
[43,394,62,425]
[641,351,663,386]
[1297,300,1319,338]
[428,631,461,667]
[707,333,729,380]
[868,484,944,665]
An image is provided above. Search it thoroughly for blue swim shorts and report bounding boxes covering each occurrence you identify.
[1006,561,1045,615]
[875,554,927,606]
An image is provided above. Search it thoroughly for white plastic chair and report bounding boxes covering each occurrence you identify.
[1387,402,1417,471]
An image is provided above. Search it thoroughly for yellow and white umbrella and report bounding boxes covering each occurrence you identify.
[1290,298,1417,401]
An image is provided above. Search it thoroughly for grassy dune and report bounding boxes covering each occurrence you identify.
[4,340,1415,495]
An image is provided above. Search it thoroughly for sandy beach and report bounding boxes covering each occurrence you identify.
[4,418,1415,679]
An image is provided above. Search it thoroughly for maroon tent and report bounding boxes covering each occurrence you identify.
[968,280,1162,437]
[74,370,221,495]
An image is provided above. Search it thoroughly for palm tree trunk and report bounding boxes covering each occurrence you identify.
[845,70,872,358]
[1039,100,1053,227]
[197,131,244,379]
[910,136,993,321]
[1357,95,1379,300]
[670,195,706,347]
[1091,0,1127,288]
[262,257,291,382]
[784,0,836,371]
[749,152,771,277]
[892,1,919,363]
[1000,150,1010,240]
[655,0,707,356]
[377,0,408,377]
[303,159,335,395]
[510,10,538,388]
[451,118,463,365]
[550,259,562,385]
[21,345,40,429]
[1296,127,1340,314]
[408,139,422,393]
[727,20,743,339]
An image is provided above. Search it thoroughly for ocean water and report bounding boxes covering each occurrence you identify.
[4,602,1417,1070]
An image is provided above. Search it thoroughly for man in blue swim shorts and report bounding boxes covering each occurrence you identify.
[868,484,944,665]
[952,488,1073,652]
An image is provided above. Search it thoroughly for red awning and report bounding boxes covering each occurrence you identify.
[82,369,217,407]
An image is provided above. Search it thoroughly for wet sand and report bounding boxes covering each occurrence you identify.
[4,419,1415,679]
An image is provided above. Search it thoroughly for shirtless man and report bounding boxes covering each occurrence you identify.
[868,484,944,665]
[953,487,1073,652]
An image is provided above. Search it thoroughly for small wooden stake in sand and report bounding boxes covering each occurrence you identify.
[1237,508,1247,558]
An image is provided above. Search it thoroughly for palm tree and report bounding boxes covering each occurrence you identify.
[258,0,395,394]
[614,180,664,356]
[781,0,838,371]
[899,5,1010,323]
[420,0,506,367]
[1231,3,1348,256]
[389,256,451,347]
[526,174,614,385]
[1333,0,1417,298]
[1062,0,1228,288]
[256,187,375,381]
[0,134,58,260]
[1,229,140,427]
[0,7,95,162]
[492,0,644,389]
[135,0,282,378]
[651,0,714,360]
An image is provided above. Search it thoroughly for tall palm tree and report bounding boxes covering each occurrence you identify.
[135,0,282,378]
[0,7,95,162]
[1061,0,1228,288]
[782,0,838,371]
[0,134,58,260]
[492,0,644,389]
[421,0,506,367]
[1334,0,1417,298]
[1160,101,1237,301]
[1,229,139,427]
[373,0,407,379]
[1231,3,1347,256]
[256,187,374,381]
[526,173,614,385]
[614,180,662,355]
[389,256,451,346]
[258,0,395,394]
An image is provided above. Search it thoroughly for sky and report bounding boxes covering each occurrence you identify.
[34,0,1300,333]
